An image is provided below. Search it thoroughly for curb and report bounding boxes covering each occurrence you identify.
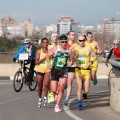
[97,75,108,79]
[0,76,10,80]
[0,75,108,80]
[10,76,14,80]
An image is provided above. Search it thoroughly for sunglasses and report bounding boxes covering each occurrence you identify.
[60,41,68,43]
[78,40,85,42]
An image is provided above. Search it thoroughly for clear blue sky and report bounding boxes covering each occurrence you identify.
[0,0,120,29]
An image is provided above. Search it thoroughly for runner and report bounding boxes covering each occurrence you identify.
[35,38,50,107]
[64,31,78,106]
[46,35,73,112]
[47,33,59,103]
[73,35,97,110]
[85,32,103,85]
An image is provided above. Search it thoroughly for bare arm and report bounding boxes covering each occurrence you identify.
[35,50,46,65]
[46,48,54,64]
[106,48,113,62]
[68,49,74,66]
[87,47,97,68]
[90,47,97,63]
[68,49,74,61]
[95,42,103,55]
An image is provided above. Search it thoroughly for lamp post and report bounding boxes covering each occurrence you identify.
[116,12,120,39]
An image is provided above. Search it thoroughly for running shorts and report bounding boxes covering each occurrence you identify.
[90,60,98,71]
[51,69,68,81]
[67,67,75,72]
[75,68,91,79]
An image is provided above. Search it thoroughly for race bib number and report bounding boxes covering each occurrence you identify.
[19,53,28,60]
[56,58,66,67]
[78,60,85,64]
[40,57,47,66]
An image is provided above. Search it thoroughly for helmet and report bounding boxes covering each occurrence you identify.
[23,38,31,43]
[113,39,120,44]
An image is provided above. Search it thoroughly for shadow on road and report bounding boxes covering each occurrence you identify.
[69,91,109,110]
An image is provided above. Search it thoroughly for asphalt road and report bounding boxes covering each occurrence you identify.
[0,79,120,120]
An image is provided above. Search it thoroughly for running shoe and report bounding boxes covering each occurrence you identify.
[93,79,97,85]
[47,93,51,103]
[64,98,69,106]
[43,99,48,107]
[48,92,54,103]
[54,104,61,112]
[78,100,82,110]
[50,92,55,103]
[38,100,42,108]
[82,93,88,99]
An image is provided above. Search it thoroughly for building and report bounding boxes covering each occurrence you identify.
[71,19,80,35]
[99,18,120,39]
[0,17,15,27]
[34,26,40,34]
[80,25,97,34]
[0,26,25,38]
[45,24,57,33]
[7,26,25,38]
[19,19,33,37]
[57,16,80,35]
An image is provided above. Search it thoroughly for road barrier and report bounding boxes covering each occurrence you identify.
[109,58,120,113]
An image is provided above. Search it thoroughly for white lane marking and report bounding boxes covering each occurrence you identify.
[64,97,84,120]
[0,94,36,105]
[0,83,12,85]
[63,90,109,120]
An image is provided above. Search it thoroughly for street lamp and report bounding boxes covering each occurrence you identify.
[115,12,120,39]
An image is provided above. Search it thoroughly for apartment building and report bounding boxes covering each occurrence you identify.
[0,17,15,27]
[99,18,120,39]
[45,24,57,33]
[19,19,33,37]
[57,16,80,35]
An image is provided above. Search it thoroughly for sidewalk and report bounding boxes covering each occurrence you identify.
[0,63,111,80]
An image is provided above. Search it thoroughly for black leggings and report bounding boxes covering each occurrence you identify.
[23,60,35,81]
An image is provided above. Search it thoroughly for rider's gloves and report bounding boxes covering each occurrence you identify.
[13,58,16,62]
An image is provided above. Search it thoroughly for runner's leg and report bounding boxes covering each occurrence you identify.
[37,74,44,107]
[56,78,67,105]
[66,72,74,98]
[84,78,90,94]
[76,75,83,110]
[91,70,97,85]
[44,72,50,97]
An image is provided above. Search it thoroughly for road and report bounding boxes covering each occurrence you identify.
[0,79,120,120]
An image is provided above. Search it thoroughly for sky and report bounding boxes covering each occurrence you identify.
[0,0,120,30]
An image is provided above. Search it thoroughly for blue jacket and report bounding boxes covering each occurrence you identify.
[14,44,36,60]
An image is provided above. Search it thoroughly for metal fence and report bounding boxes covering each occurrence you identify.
[0,52,107,63]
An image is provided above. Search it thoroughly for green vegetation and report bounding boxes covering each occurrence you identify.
[0,37,22,52]
[36,44,41,50]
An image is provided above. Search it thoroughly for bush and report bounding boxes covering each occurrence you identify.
[0,37,22,52]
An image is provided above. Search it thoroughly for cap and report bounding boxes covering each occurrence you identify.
[59,35,67,41]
